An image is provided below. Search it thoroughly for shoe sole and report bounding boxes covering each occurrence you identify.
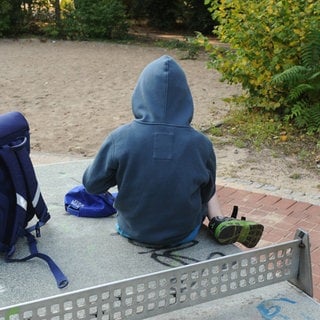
[214,220,264,248]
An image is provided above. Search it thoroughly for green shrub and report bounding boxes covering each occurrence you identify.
[0,0,54,37]
[143,0,181,31]
[272,30,320,133]
[74,0,128,39]
[181,0,216,35]
[0,0,11,36]
[50,0,81,39]
[124,0,216,34]
[202,0,320,113]
[0,0,27,36]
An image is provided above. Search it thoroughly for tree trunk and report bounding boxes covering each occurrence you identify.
[54,0,61,27]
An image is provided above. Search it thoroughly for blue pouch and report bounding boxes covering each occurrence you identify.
[64,185,117,218]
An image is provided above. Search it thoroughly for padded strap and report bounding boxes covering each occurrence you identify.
[0,145,29,246]
[6,231,69,289]
[11,138,50,224]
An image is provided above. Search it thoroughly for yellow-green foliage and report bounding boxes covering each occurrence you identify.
[203,0,320,110]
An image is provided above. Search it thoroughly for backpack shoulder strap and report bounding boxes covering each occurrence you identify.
[7,231,68,288]
[12,137,50,225]
[0,143,31,248]
[0,138,49,230]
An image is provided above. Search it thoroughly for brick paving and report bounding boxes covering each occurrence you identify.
[215,184,320,302]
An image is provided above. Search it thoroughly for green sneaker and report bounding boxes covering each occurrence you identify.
[208,206,264,248]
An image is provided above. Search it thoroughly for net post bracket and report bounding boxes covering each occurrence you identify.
[289,228,313,297]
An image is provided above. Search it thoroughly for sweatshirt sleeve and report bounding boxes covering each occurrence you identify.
[82,135,117,194]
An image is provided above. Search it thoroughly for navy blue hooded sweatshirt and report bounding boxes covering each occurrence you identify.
[83,55,216,246]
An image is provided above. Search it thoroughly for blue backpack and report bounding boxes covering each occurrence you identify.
[0,111,68,288]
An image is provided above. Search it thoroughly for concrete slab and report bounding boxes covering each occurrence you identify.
[150,282,320,320]
[1,159,320,319]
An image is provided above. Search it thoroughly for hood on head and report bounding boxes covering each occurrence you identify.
[132,55,194,126]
